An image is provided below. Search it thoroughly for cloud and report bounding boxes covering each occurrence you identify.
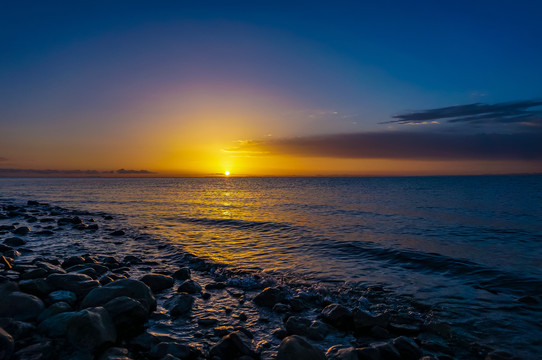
[115,169,155,174]
[230,131,542,160]
[386,99,542,127]
[0,157,7,161]
[0,168,156,176]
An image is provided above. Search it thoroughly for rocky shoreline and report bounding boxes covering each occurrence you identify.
[0,200,517,360]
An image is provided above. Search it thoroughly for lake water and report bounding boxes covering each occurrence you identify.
[1,175,541,357]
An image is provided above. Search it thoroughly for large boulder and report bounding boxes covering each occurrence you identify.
[46,273,100,298]
[81,279,156,313]
[321,303,353,330]
[66,307,116,352]
[103,296,148,338]
[140,273,174,293]
[253,287,287,308]
[0,327,14,360]
[0,291,45,321]
[276,335,325,360]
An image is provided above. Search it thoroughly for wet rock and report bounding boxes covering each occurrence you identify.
[98,347,132,360]
[321,303,353,330]
[27,200,40,206]
[356,347,380,360]
[214,326,235,337]
[371,342,401,360]
[123,255,143,264]
[253,287,287,308]
[285,316,311,336]
[272,328,287,340]
[206,282,227,290]
[485,350,521,360]
[37,301,72,322]
[0,225,16,231]
[62,256,86,269]
[66,263,109,276]
[0,244,13,252]
[276,335,325,360]
[353,309,389,331]
[325,345,358,360]
[177,279,202,294]
[201,292,211,300]
[14,340,55,360]
[48,290,77,305]
[307,320,330,341]
[36,230,55,236]
[198,317,218,326]
[19,278,54,297]
[66,307,116,352]
[0,327,14,360]
[3,237,26,247]
[148,342,197,359]
[109,230,125,236]
[0,256,12,270]
[0,291,45,321]
[238,312,247,321]
[140,273,174,293]
[4,249,20,258]
[38,311,77,337]
[172,267,191,280]
[388,322,420,336]
[81,279,156,313]
[46,273,100,298]
[36,261,66,275]
[289,297,308,312]
[273,303,291,313]
[392,336,422,360]
[0,320,35,341]
[13,226,30,235]
[209,330,257,360]
[103,296,148,338]
[370,325,389,339]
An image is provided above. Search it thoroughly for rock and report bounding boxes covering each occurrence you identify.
[0,319,36,341]
[81,279,156,313]
[177,279,202,294]
[370,325,389,339]
[103,296,148,338]
[48,290,77,305]
[0,327,14,360]
[388,322,420,336]
[123,255,143,264]
[0,291,45,321]
[98,347,132,360]
[46,273,100,298]
[209,330,257,359]
[140,273,174,293]
[371,342,401,360]
[3,237,26,247]
[172,267,191,280]
[0,225,16,231]
[353,309,389,331]
[356,347,380,360]
[38,311,77,337]
[165,294,194,317]
[66,307,116,351]
[392,336,422,360]
[321,303,353,330]
[325,345,358,360]
[205,282,226,290]
[0,256,12,270]
[14,340,55,360]
[285,316,311,336]
[272,328,287,340]
[13,226,30,235]
[273,303,291,313]
[253,287,287,308]
[19,278,54,297]
[308,320,330,341]
[62,256,86,269]
[35,261,66,275]
[276,335,325,360]
[485,350,522,360]
[27,200,40,205]
[148,342,197,359]
[214,326,234,337]
[109,230,125,236]
[66,263,109,276]
[37,301,72,322]
[198,317,218,326]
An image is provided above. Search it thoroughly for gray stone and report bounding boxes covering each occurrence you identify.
[276,335,325,360]
[321,303,353,330]
[0,327,14,360]
[140,273,174,293]
[103,296,148,338]
[0,291,45,321]
[81,279,156,313]
[177,279,202,294]
[66,307,116,351]
[392,336,422,360]
[253,287,287,308]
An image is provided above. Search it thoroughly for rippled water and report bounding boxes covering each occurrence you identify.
[1,175,541,357]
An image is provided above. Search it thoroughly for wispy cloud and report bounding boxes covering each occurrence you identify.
[115,169,155,174]
[231,131,542,160]
[385,99,542,127]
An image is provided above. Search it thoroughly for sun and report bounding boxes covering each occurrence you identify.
[224,171,230,176]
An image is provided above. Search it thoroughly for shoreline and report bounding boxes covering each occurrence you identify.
[0,199,520,360]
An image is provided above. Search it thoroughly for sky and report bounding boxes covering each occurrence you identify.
[1,0,541,176]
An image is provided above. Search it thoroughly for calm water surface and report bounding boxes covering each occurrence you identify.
[1,176,541,357]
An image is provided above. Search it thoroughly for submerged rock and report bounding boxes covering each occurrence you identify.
[276,335,325,360]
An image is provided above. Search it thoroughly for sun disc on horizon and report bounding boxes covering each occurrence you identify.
[225,171,230,176]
